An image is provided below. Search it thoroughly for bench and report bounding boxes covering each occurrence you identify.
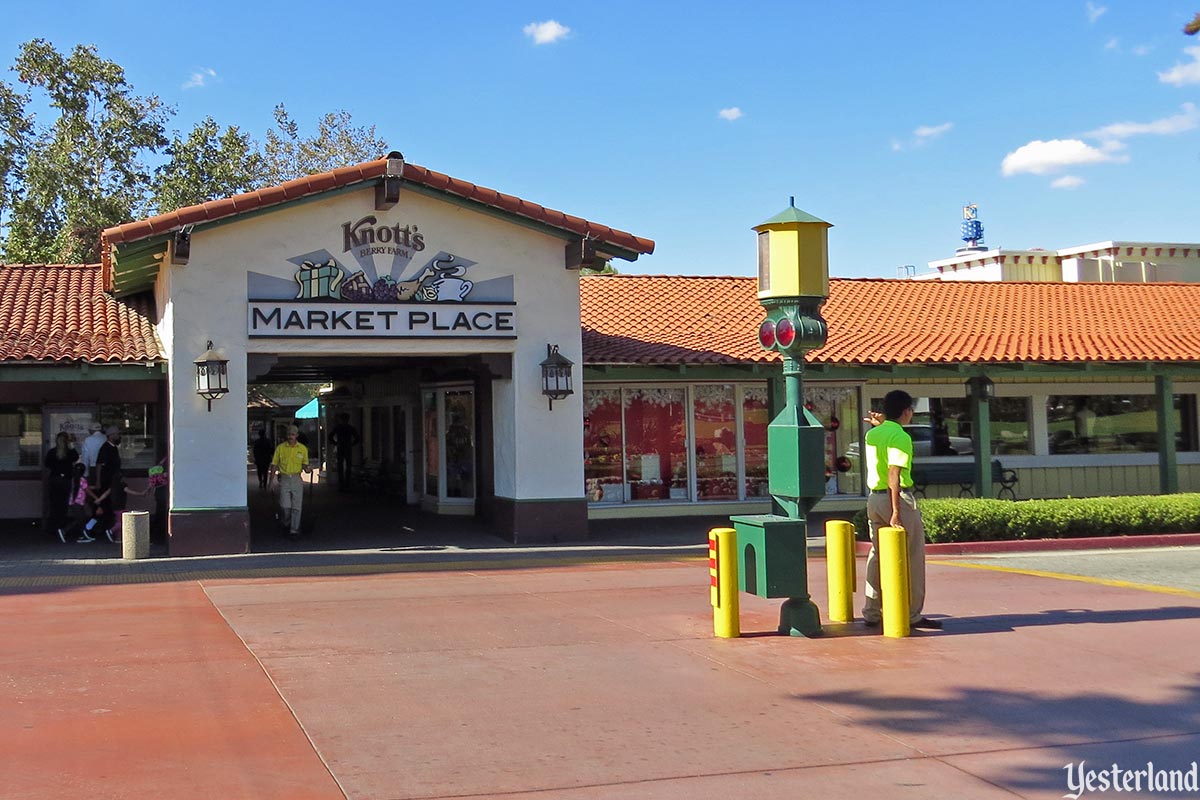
[910,460,1018,500]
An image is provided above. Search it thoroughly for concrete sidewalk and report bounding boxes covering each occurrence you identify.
[4,547,1200,799]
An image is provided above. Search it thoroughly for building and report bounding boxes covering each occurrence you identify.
[2,157,1198,555]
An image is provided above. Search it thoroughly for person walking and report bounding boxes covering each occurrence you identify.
[92,426,123,542]
[862,390,942,631]
[80,421,106,483]
[329,413,360,491]
[269,425,312,539]
[252,428,275,490]
[44,432,79,543]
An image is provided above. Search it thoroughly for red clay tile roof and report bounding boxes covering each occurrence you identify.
[101,158,655,290]
[581,276,1200,365]
[0,264,162,362]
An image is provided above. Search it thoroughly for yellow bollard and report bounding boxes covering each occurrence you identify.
[825,520,855,623]
[878,525,910,638]
[709,527,740,638]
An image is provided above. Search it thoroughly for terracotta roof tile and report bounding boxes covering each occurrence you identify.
[0,264,162,363]
[101,158,655,290]
[581,276,1200,366]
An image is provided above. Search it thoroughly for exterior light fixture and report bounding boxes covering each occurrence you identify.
[540,344,574,410]
[194,340,229,411]
[171,225,193,265]
[375,150,404,210]
[967,375,995,400]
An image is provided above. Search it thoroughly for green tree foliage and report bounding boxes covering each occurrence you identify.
[262,104,389,186]
[581,260,619,275]
[3,39,169,263]
[152,117,267,213]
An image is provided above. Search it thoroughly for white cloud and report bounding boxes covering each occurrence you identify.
[523,20,570,45]
[914,122,953,140]
[1132,44,1153,57]
[182,68,218,90]
[718,107,743,121]
[1001,139,1124,176]
[1104,37,1119,50]
[1159,45,1200,86]
[1086,102,1199,142]
[1051,175,1086,189]
[1086,2,1107,23]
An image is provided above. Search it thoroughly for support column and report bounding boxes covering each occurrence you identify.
[1156,374,1179,494]
[970,390,992,498]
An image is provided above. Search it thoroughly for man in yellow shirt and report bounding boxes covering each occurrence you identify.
[269,425,312,539]
[862,390,941,630]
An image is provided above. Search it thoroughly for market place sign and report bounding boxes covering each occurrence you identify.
[247,221,517,339]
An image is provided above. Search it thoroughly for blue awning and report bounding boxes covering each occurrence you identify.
[295,397,320,419]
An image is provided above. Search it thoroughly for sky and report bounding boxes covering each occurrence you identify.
[2,1,1198,278]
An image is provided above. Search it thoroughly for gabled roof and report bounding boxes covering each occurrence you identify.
[581,275,1200,366]
[100,157,655,294]
[0,264,162,362]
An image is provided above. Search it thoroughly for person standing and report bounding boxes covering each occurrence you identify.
[329,413,360,491]
[252,428,275,490]
[269,426,312,539]
[80,421,106,483]
[44,432,79,542]
[862,390,942,631]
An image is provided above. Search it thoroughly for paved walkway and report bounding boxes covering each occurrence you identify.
[4,543,1200,799]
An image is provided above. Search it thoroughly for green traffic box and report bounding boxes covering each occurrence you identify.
[766,422,826,500]
[731,514,810,599]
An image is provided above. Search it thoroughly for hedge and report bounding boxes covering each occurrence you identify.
[851,493,1200,544]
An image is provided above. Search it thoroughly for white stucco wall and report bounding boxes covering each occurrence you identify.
[160,184,585,511]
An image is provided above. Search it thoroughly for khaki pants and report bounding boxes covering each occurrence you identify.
[862,489,927,624]
[278,473,304,536]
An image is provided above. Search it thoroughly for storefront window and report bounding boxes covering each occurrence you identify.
[694,385,737,501]
[991,397,1031,455]
[1047,395,1167,454]
[743,387,770,498]
[920,398,972,457]
[0,405,42,470]
[444,390,475,499]
[809,387,862,495]
[584,390,623,504]
[623,388,687,502]
[99,403,157,469]
[1178,395,1199,452]
[423,391,438,496]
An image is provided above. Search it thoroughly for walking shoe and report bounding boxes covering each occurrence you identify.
[57,529,66,543]
[912,617,944,630]
[77,534,95,543]
[105,529,115,543]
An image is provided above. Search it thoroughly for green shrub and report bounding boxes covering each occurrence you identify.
[849,494,1200,543]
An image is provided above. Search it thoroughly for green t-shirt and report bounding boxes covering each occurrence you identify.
[865,420,914,491]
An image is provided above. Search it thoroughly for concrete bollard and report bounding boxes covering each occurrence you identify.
[825,520,855,623]
[122,510,150,560]
[878,525,910,638]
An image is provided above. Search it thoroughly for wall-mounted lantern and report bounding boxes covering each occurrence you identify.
[540,344,574,410]
[375,150,404,210]
[171,225,193,265]
[194,340,229,412]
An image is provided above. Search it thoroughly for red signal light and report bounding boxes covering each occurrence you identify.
[776,316,796,348]
[758,319,776,350]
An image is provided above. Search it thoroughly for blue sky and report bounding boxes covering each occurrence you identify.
[2,1,1198,277]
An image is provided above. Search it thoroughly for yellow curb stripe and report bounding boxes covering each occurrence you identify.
[935,560,1200,600]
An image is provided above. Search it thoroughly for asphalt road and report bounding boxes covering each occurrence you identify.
[940,545,1200,594]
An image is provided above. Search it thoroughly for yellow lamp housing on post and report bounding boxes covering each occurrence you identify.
[754,197,832,302]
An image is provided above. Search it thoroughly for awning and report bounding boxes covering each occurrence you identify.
[295,397,320,419]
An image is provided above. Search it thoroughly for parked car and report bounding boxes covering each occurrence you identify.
[842,425,973,465]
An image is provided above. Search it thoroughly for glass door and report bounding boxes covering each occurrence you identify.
[419,385,476,514]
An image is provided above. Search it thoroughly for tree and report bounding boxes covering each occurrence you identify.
[0,80,32,253]
[152,117,266,213]
[1186,12,1200,34]
[2,40,169,264]
[262,104,389,186]
[581,260,619,275]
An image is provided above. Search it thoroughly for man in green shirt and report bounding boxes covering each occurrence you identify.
[862,390,942,630]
